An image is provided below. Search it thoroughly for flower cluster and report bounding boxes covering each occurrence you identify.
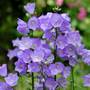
[0,2,90,90]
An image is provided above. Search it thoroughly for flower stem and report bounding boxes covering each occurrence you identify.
[71,67,74,90]
[54,28,58,80]
[31,30,34,90]
[32,73,34,90]
[43,82,46,90]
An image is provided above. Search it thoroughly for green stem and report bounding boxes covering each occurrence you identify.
[30,30,34,90]
[54,28,58,80]
[71,67,74,90]
[32,73,34,90]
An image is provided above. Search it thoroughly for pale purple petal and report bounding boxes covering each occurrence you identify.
[5,73,19,86]
[0,64,7,77]
[24,3,35,14]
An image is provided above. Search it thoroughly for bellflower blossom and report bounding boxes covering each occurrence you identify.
[39,14,52,31]
[27,62,40,73]
[45,78,58,90]
[5,73,19,86]
[15,59,27,74]
[24,3,35,14]
[0,82,13,90]
[57,77,67,88]
[28,16,39,30]
[0,64,7,77]
[17,18,29,35]
[83,74,90,87]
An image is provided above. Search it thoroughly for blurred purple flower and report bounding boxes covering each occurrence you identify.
[69,57,77,66]
[82,50,90,65]
[61,13,70,22]
[50,13,63,28]
[49,64,59,76]
[28,16,39,30]
[7,48,20,60]
[18,49,32,63]
[13,37,32,50]
[0,64,7,77]
[83,74,90,87]
[17,18,29,35]
[45,54,54,64]
[5,73,18,86]
[24,3,35,14]
[12,37,41,50]
[66,31,81,47]
[0,82,13,90]
[56,35,68,49]
[57,77,67,88]
[39,14,52,31]
[27,62,40,73]
[35,82,43,90]
[62,66,71,78]
[31,49,44,62]
[15,59,27,74]
[63,44,77,58]
[55,62,64,73]
[43,29,56,41]
[45,78,58,90]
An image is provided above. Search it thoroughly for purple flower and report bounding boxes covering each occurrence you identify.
[69,57,77,66]
[62,66,71,78]
[45,78,58,90]
[55,62,64,73]
[57,77,67,88]
[24,3,35,14]
[17,18,29,35]
[18,49,32,63]
[35,82,43,90]
[39,44,51,59]
[5,73,19,86]
[39,15,52,31]
[60,19,71,33]
[15,59,27,74]
[63,44,77,58]
[57,48,67,58]
[0,64,7,77]
[83,74,90,87]
[31,49,44,62]
[0,82,13,90]
[82,50,90,65]
[28,16,39,30]
[43,29,56,41]
[12,37,41,50]
[12,38,20,47]
[76,45,86,56]
[61,13,70,22]
[56,35,68,49]
[45,54,54,64]
[49,64,59,76]
[14,37,32,50]
[66,31,81,47]
[48,63,64,76]
[43,65,51,76]
[7,48,20,60]
[19,37,33,50]
[31,38,41,49]
[50,13,63,28]
[27,62,40,73]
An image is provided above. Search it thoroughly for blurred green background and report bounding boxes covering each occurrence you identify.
[0,0,90,90]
